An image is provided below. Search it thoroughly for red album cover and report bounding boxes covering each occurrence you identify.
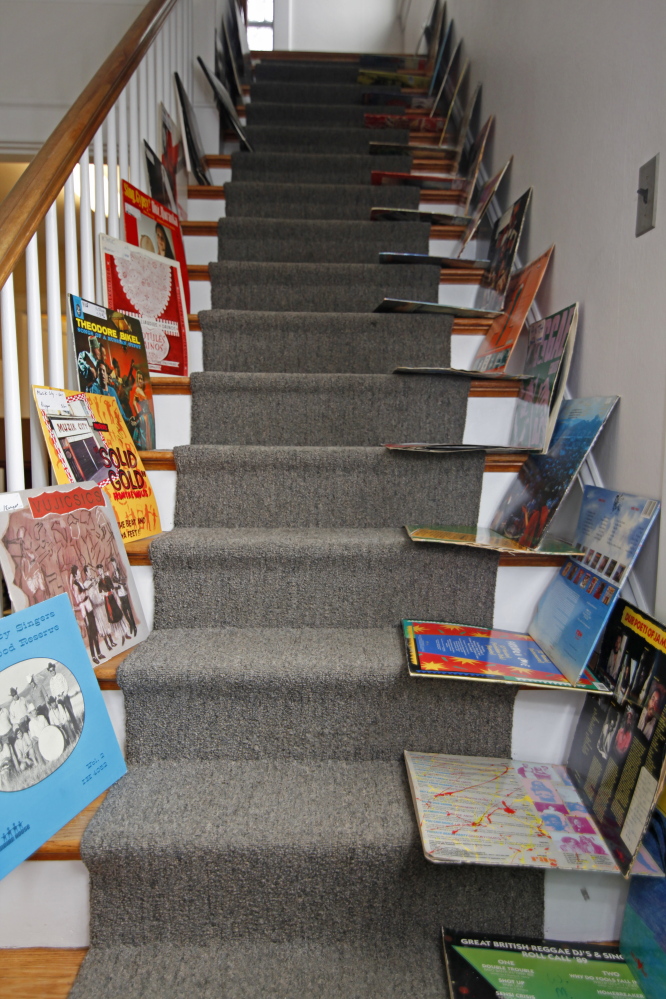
[122,180,190,313]
[100,234,189,378]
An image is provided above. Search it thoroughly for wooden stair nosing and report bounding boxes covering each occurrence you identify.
[182,219,466,240]
[0,947,88,997]
[186,263,482,284]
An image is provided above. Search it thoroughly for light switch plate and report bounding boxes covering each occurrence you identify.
[636,153,659,236]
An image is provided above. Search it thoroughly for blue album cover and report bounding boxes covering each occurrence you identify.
[529,488,660,685]
[0,593,126,879]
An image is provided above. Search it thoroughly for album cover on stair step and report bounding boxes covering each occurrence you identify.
[33,385,161,545]
[122,179,190,312]
[0,593,126,879]
[404,397,619,555]
[356,68,432,88]
[406,619,666,877]
[442,929,646,999]
[198,56,253,152]
[379,185,530,306]
[159,102,188,221]
[377,244,552,342]
[100,233,189,377]
[69,294,157,451]
[0,484,149,668]
[369,156,510,257]
[529,491,660,684]
[402,619,608,692]
[174,71,212,187]
[393,302,578,452]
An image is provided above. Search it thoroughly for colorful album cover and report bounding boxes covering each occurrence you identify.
[69,295,156,451]
[405,745,664,876]
[0,484,148,667]
[448,83,481,170]
[405,397,619,553]
[471,246,554,372]
[33,385,161,545]
[510,303,579,450]
[530,491,659,685]
[160,103,188,221]
[121,179,190,313]
[427,15,452,97]
[475,188,532,312]
[436,58,470,146]
[621,784,666,999]
[403,620,608,691]
[443,929,645,999]
[0,593,126,879]
[100,233,189,377]
[567,602,666,876]
[389,306,576,454]
[174,71,212,186]
[488,397,619,546]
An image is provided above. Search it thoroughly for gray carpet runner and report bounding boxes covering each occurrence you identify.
[223,181,420,219]
[208,261,440,311]
[254,60,361,83]
[174,446,481,527]
[250,81,403,104]
[217,218,429,262]
[246,102,405,126]
[189,371,469,446]
[245,124,408,153]
[230,150,412,184]
[72,50,545,999]
[198,310,452,372]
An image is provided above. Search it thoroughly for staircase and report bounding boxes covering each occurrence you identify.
[66,58,547,998]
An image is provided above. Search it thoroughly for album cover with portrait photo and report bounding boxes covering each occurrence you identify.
[121,179,190,312]
[0,593,126,880]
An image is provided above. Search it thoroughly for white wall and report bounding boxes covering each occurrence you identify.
[0,0,144,155]
[274,0,402,53]
[406,0,666,609]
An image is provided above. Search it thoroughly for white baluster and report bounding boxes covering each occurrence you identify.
[129,72,140,186]
[45,201,65,388]
[155,34,163,136]
[147,43,157,153]
[93,125,106,301]
[107,106,119,239]
[118,88,129,188]
[79,148,95,301]
[1,275,25,491]
[139,56,149,188]
[25,233,49,488]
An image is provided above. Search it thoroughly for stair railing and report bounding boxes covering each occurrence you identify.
[0,0,193,492]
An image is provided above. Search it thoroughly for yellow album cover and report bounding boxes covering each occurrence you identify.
[33,386,161,545]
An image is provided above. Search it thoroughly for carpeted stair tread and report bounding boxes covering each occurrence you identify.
[149,527,500,630]
[253,61,361,83]
[245,102,405,126]
[199,309,452,372]
[189,371,468,446]
[208,261,439,311]
[244,124,406,153]
[69,940,448,999]
[80,760,544,948]
[250,81,402,105]
[216,218,429,263]
[173,445,482,527]
[230,150,412,184]
[223,181,420,219]
[118,626,516,764]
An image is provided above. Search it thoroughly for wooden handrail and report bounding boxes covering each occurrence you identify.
[0,0,179,292]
